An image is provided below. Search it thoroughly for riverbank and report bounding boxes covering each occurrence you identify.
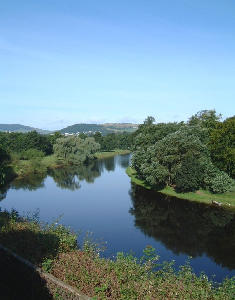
[126,167,235,208]
[94,149,131,159]
[7,150,131,180]
[0,210,234,300]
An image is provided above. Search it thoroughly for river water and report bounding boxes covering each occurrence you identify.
[0,154,235,282]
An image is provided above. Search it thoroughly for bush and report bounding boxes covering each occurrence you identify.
[175,155,204,192]
[209,171,234,194]
[20,149,45,160]
[140,161,168,189]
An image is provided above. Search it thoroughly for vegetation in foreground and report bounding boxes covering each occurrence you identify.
[126,167,235,208]
[0,210,234,300]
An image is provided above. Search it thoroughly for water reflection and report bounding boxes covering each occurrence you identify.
[117,154,131,169]
[12,175,45,191]
[103,157,115,172]
[0,174,46,201]
[48,160,103,189]
[129,184,235,270]
[0,156,119,197]
[0,186,8,201]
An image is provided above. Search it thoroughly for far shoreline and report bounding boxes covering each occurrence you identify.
[126,167,235,209]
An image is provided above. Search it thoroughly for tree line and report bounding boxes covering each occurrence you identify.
[0,130,133,186]
[132,110,235,194]
[1,110,234,194]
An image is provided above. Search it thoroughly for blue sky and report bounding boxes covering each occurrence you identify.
[0,0,235,130]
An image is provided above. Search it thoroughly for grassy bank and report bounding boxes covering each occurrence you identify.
[0,210,234,300]
[94,149,131,159]
[126,167,235,208]
[9,150,131,180]
[10,155,65,179]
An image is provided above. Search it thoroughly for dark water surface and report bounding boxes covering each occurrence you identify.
[1,154,235,281]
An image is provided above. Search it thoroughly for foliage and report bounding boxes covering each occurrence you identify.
[132,112,234,194]
[126,167,235,207]
[0,209,77,264]
[132,121,184,150]
[208,171,234,194]
[209,116,235,178]
[143,116,156,125]
[132,125,211,189]
[188,109,222,130]
[53,136,100,165]
[93,132,133,151]
[20,148,45,160]
[0,131,53,155]
[175,154,205,192]
[0,146,11,185]
[1,209,234,300]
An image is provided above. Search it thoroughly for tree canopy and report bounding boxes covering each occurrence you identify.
[209,116,235,178]
[53,136,100,165]
[131,111,234,194]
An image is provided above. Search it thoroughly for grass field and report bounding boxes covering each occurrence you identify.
[126,167,235,208]
[94,149,131,159]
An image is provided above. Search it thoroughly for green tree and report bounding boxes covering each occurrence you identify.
[132,125,233,193]
[0,131,53,155]
[0,146,10,186]
[133,122,184,150]
[143,116,156,125]
[20,149,45,160]
[209,116,235,178]
[175,154,205,192]
[188,109,221,131]
[53,136,100,165]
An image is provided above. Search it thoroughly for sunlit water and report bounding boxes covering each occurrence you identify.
[1,154,235,282]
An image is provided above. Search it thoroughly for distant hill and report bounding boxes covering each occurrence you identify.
[59,123,138,135]
[0,123,139,135]
[0,124,50,134]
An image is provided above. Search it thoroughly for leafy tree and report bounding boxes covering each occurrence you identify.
[93,132,104,145]
[20,149,45,160]
[188,109,221,131]
[102,133,117,151]
[78,133,88,140]
[24,131,53,154]
[134,122,184,150]
[143,116,156,125]
[48,132,63,145]
[0,146,10,186]
[175,154,205,192]
[209,116,235,178]
[132,124,233,193]
[53,136,100,165]
[0,131,53,155]
[208,171,234,194]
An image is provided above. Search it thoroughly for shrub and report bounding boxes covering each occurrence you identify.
[175,155,204,192]
[209,171,234,194]
[20,148,45,160]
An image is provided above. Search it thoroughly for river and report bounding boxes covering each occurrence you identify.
[0,153,235,282]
